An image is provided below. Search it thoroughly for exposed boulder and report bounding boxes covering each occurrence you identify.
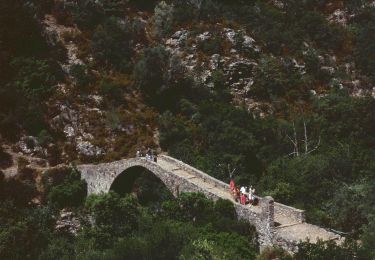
[76,137,104,157]
[18,136,44,157]
[55,209,81,235]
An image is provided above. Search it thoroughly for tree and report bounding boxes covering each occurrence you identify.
[153,1,174,38]
[295,239,367,260]
[44,168,87,208]
[10,58,56,101]
[134,45,169,104]
[354,10,375,84]
[91,17,133,70]
[70,64,94,89]
[85,192,140,238]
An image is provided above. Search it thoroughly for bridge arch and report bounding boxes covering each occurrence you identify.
[109,165,175,204]
[77,155,341,253]
[77,158,182,197]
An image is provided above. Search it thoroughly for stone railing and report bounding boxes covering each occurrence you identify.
[274,202,305,224]
[160,155,230,190]
[161,155,305,224]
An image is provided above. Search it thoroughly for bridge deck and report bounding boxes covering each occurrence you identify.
[158,158,241,203]
[275,222,342,244]
[157,157,341,245]
[78,155,342,251]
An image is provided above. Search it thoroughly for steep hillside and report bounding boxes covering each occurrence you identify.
[0,0,375,258]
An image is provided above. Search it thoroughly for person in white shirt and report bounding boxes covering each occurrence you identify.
[240,186,246,194]
[248,186,254,203]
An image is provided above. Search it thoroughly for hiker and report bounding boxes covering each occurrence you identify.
[240,186,246,195]
[136,150,141,157]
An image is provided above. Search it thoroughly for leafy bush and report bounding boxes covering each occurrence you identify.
[10,58,56,101]
[99,79,124,105]
[257,246,292,260]
[85,192,140,236]
[295,239,367,260]
[198,33,224,55]
[44,168,87,208]
[91,17,133,70]
[153,1,174,38]
[70,64,94,89]
[354,10,375,84]
[134,45,169,104]
[0,147,12,169]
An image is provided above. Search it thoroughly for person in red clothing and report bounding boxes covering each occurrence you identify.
[240,193,246,205]
[230,179,235,191]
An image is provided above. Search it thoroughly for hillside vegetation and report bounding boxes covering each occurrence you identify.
[0,0,374,259]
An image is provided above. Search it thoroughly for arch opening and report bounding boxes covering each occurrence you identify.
[109,166,174,207]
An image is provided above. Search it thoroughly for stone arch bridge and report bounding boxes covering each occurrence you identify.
[77,155,341,252]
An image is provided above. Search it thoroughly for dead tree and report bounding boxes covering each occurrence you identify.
[286,119,320,157]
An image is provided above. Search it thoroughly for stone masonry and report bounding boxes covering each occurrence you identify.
[77,155,341,252]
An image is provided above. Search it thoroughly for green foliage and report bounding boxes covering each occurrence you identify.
[354,9,375,83]
[91,17,134,70]
[0,147,12,169]
[361,213,375,259]
[0,178,37,207]
[0,204,55,260]
[299,11,344,50]
[85,192,140,239]
[39,237,75,260]
[250,55,310,101]
[295,239,367,260]
[10,57,56,101]
[71,0,105,30]
[99,79,124,105]
[134,45,169,103]
[160,101,264,182]
[45,168,87,208]
[257,246,292,260]
[153,1,174,38]
[70,64,94,89]
[198,32,224,55]
[179,238,222,260]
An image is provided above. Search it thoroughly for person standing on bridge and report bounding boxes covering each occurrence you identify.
[230,178,235,191]
[234,187,240,202]
[248,186,254,204]
[153,151,158,162]
[146,147,152,160]
[240,186,246,195]
[240,193,246,205]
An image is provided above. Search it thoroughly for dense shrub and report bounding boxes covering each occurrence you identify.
[10,57,56,101]
[91,17,134,71]
[44,167,87,208]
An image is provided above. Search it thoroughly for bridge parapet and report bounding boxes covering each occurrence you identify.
[274,202,305,224]
[161,155,305,224]
[76,156,339,253]
[160,155,230,190]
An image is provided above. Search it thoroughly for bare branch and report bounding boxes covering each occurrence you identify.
[293,122,299,156]
[286,134,296,145]
[303,120,308,153]
[306,136,321,155]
